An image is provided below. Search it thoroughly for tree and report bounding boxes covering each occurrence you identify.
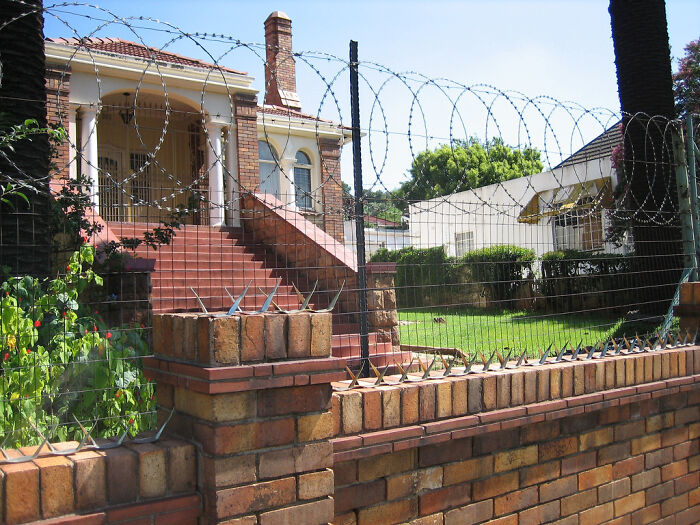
[609,0,680,315]
[394,138,543,209]
[0,0,52,276]
[674,38,700,117]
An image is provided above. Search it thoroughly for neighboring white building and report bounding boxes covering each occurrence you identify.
[343,219,412,256]
[408,125,625,257]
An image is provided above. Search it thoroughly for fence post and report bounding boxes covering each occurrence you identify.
[674,122,696,278]
[686,114,700,278]
[350,40,370,377]
[146,311,346,523]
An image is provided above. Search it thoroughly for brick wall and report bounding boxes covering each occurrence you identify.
[0,439,197,524]
[45,65,71,180]
[319,137,344,244]
[147,310,345,524]
[332,369,700,524]
[235,92,260,195]
[10,284,700,525]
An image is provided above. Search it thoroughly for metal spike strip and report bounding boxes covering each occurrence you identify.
[635,335,645,352]
[500,349,514,369]
[570,341,583,361]
[443,354,457,376]
[190,287,209,314]
[397,359,414,383]
[422,356,437,379]
[599,341,610,359]
[623,336,632,352]
[657,332,666,350]
[538,344,552,365]
[516,349,528,367]
[225,280,252,315]
[586,344,597,360]
[462,353,479,374]
[613,338,622,355]
[132,408,175,444]
[481,351,496,372]
[554,343,566,363]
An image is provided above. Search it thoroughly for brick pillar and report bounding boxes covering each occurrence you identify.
[319,137,344,244]
[147,311,345,524]
[235,92,259,196]
[45,64,71,179]
[366,262,400,351]
[675,281,700,332]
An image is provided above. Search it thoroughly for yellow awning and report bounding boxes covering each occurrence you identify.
[517,178,612,224]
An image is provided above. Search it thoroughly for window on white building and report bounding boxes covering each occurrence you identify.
[294,150,313,209]
[258,140,280,197]
[455,231,474,257]
[553,200,604,251]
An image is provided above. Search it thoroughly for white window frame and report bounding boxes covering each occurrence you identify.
[455,231,474,257]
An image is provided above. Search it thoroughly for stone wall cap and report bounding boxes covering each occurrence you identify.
[366,262,396,274]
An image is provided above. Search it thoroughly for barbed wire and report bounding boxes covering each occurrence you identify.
[0,0,692,226]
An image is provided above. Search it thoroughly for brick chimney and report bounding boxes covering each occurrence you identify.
[264,11,302,110]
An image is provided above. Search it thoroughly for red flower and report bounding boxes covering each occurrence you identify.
[34,320,41,327]
[115,392,120,398]
[82,236,88,243]
[128,418,134,425]
[140,323,145,328]
[4,292,8,296]
[84,329,88,334]
[3,353,9,361]
[65,265,70,271]
[26,348,31,354]
[106,332,112,339]
[93,325,98,332]
[62,311,67,318]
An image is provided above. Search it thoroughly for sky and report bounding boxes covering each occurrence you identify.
[43,0,700,190]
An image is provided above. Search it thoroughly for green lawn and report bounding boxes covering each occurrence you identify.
[398,308,626,358]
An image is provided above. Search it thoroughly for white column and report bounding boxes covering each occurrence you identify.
[206,122,225,227]
[80,105,99,209]
[68,104,78,180]
[280,156,297,210]
[224,127,240,227]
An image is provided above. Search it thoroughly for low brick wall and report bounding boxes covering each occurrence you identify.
[331,347,700,525]
[0,439,198,524]
[11,288,700,525]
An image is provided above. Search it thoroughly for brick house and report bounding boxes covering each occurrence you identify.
[44,11,399,368]
[45,11,347,241]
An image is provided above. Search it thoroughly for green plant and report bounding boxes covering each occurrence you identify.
[540,249,632,312]
[0,242,155,447]
[460,245,536,303]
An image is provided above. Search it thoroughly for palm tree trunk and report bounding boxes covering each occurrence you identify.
[609,0,681,315]
[0,0,51,277]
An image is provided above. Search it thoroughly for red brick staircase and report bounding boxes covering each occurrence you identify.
[108,222,400,368]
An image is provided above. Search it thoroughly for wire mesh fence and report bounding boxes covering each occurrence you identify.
[0,0,698,447]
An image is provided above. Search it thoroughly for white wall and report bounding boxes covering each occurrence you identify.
[408,156,618,257]
[344,221,412,256]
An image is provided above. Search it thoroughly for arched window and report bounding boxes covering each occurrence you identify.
[258,140,279,197]
[294,150,312,209]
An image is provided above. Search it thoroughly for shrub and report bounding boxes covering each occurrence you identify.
[460,245,536,303]
[0,243,155,447]
[540,250,632,312]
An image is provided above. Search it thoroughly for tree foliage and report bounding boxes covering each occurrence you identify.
[394,138,543,207]
[674,38,700,117]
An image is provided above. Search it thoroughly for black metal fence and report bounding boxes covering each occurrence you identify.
[0,0,698,446]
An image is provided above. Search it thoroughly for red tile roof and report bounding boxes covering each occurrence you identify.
[46,37,246,75]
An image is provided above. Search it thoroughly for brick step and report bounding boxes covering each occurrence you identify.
[342,350,412,370]
[153,260,271,271]
[150,268,301,280]
[332,322,360,335]
[152,276,296,290]
[332,331,391,348]
[152,295,304,313]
